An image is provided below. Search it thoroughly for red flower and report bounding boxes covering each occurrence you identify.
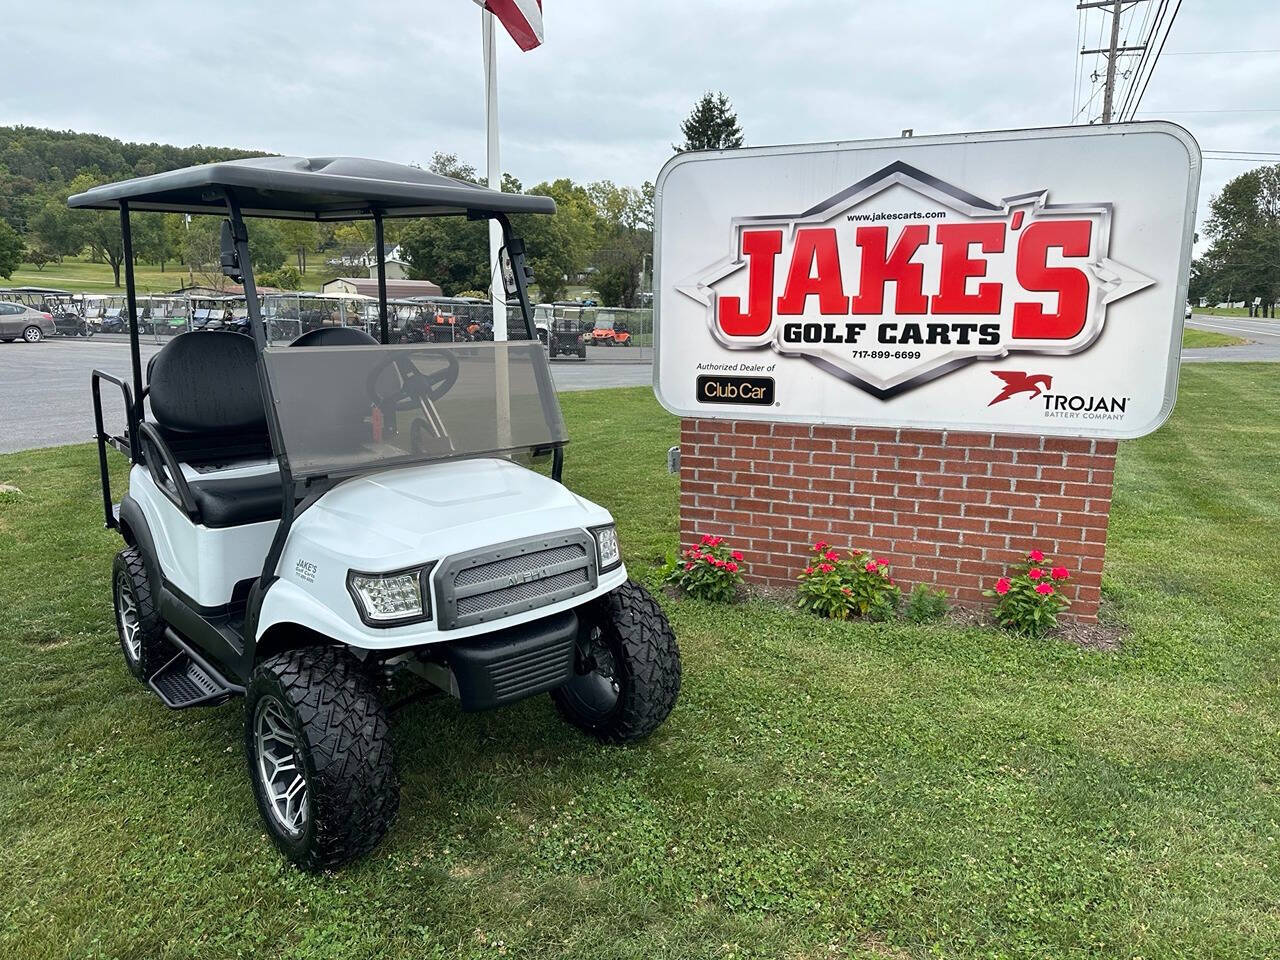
[731,551,744,562]
[823,550,838,562]
[818,563,834,573]
[864,561,878,572]
[1035,582,1054,595]
[725,561,739,573]
[700,534,713,545]
[684,562,694,571]
[995,577,1011,595]
[804,566,815,575]
[1028,549,1045,563]
[814,540,828,552]
[876,557,890,567]
[1028,568,1044,580]
[1051,566,1069,580]
[841,586,852,595]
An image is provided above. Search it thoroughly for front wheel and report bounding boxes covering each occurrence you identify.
[552,580,681,743]
[245,647,398,871]
[22,325,44,343]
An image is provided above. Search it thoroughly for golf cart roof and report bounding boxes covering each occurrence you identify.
[0,285,73,296]
[67,156,558,221]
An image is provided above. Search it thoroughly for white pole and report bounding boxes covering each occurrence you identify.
[483,9,506,343]
[483,7,511,450]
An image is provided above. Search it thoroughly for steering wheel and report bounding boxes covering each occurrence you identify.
[366,347,461,412]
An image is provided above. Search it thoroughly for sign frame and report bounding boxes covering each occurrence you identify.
[652,122,1201,439]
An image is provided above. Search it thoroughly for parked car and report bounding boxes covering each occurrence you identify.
[1185,302,1193,320]
[590,311,631,346]
[549,311,587,359]
[0,301,57,342]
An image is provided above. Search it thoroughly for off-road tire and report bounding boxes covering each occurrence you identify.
[245,647,398,871]
[552,579,681,743]
[22,325,44,343]
[112,547,171,681]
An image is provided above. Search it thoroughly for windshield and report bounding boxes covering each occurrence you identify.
[263,340,566,478]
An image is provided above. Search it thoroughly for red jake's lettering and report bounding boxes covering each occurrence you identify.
[931,222,1005,315]
[849,225,930,315]
[717,229,782,337]
[776,228,849,315]
[1012,220,1093,339]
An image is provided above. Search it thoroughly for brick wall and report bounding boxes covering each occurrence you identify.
[677,419,1117,620]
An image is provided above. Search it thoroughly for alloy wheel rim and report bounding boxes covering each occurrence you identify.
[115,571,142,664]
[254,695,309,837]
[24,327,40,342]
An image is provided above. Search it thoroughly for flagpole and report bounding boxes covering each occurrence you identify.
[482,7,511,451]
[483,9,506,344]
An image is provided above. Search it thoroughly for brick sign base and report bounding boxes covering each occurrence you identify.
[678,419,1117,621]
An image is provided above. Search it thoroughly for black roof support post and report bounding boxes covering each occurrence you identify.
[494,213,536,341]
[224,189,295,666]
[120,201,144,426]
[374,211,389,344]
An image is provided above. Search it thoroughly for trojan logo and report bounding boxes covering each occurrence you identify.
[675,161,1154,399]
[988,371,1053,406]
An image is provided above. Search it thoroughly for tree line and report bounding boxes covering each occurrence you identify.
[1189,164,1280,317]
[0,95,745,303]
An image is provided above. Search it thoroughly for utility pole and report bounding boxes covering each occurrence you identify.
[1078,0,1149,124]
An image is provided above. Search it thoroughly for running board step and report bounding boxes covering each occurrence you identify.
[148,630,242,709]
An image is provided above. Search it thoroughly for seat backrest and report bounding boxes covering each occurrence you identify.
[291,326,379,347]
[149,331,267,435]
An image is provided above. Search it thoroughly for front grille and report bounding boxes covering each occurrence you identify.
[436,531,597,629]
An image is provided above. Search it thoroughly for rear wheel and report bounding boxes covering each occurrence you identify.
[22,325,44,343]
[552,580,681,743]
[245,647,398,871]
[112,547,171,681]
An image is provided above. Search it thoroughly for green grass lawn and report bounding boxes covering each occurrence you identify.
[1,372,1278,959]
[8,257,329,294]
[1182,327,1249,348]
[1192,306,1277,320]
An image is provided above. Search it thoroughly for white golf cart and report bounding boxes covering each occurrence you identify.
[73,156,681,870]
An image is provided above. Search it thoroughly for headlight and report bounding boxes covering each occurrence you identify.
[591,524,622,572]
[346,565,433,626]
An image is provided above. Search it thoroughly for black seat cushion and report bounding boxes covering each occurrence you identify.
[150,331,268,434]
[189,473,284,528]
[147,331,271,466]
[291,326,379,347]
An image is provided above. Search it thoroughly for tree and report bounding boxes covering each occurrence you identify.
[25,247,54,271]
[511,178,597,302]
[68,173,126,286]
[28,198,85,261]
[1192,164,1280,316]
[586,181,653,307]
[0,219,24,278]
[675,92,744,152]
[131,212,177,272]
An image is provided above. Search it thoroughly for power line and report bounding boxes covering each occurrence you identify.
[1162,48,1280,55]
[1139,108,1280,113]
[1118,0,1168,121]
[1124,0,1184,119]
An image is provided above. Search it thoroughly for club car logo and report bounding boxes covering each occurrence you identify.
[675,162,1155,398]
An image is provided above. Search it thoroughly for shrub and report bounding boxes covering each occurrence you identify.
[984,548,1072,637]
[904,584,949,623]
[796,541,900,621]
[663,534,744,602]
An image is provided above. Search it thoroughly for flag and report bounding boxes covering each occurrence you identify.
[471,0,543,51]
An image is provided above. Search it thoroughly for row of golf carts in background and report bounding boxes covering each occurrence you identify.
[0,286,632,353]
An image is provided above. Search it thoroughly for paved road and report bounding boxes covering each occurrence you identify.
[1183,312,1280,363]
[0,337,653,454]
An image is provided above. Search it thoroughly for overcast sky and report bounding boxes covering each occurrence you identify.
[4,0,1278,238]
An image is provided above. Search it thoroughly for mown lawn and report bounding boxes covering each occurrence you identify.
[8,257,329,294]
[1182,327,1248,348]
[0,371,1277,959]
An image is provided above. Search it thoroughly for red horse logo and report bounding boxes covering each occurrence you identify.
[989,371,1053,406]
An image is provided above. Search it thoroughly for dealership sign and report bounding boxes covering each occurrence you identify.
[653,124,1200,437]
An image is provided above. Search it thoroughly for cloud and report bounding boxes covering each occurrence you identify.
[2,0,1276,243]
